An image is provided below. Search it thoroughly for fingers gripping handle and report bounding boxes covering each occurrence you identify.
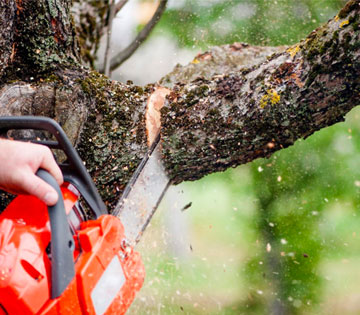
[0,116,107,218]
[36,169,75,299]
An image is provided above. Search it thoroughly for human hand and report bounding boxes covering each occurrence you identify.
[0,139,63,205]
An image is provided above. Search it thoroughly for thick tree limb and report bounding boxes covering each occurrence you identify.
[160,4,360,183]
[0,0,359,211]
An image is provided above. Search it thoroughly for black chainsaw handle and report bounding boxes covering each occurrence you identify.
[0,116,107,218]
[36,169,75,299]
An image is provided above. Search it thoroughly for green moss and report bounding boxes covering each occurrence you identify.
[208,108,220,116]
[42,73,60,83]
[352,22,360,31]
[8,0,80,80]
[343,33,352,51]
[199,84,210,94]
[307,48,320,60]
[332,30,339,41]
[319,39,332,54]
[47,0,58,18]
[76,70,150,208]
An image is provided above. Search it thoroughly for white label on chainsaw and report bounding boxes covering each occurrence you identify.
[91,255,126,315]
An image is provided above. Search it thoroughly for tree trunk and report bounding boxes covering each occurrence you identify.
[0,0,359,210]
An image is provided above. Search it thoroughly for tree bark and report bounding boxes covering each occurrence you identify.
[0,0,359,210]
[160,1,360,183]
[72,0,109,67]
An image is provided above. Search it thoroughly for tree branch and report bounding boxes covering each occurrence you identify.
[103,0,116,77]
[115,0,129,15]
[108,0,168,71]
[160,3,360,183]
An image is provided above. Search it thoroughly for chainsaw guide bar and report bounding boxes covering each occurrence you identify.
[114,134,171,247]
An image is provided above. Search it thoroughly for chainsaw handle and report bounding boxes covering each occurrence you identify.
[0,116,107,218]
[36,169,75,299]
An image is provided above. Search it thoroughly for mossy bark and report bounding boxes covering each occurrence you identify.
[160,4,360,184]
[0,0,81,83]
[0,0,359,211]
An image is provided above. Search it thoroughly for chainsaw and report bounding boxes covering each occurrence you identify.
[0,116,170,315]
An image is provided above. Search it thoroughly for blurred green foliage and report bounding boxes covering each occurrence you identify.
[245,119,360,314]
[158,0,347,48]
[130,0,360,314]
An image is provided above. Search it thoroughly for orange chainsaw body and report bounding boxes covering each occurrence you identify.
[0,185,145,315]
